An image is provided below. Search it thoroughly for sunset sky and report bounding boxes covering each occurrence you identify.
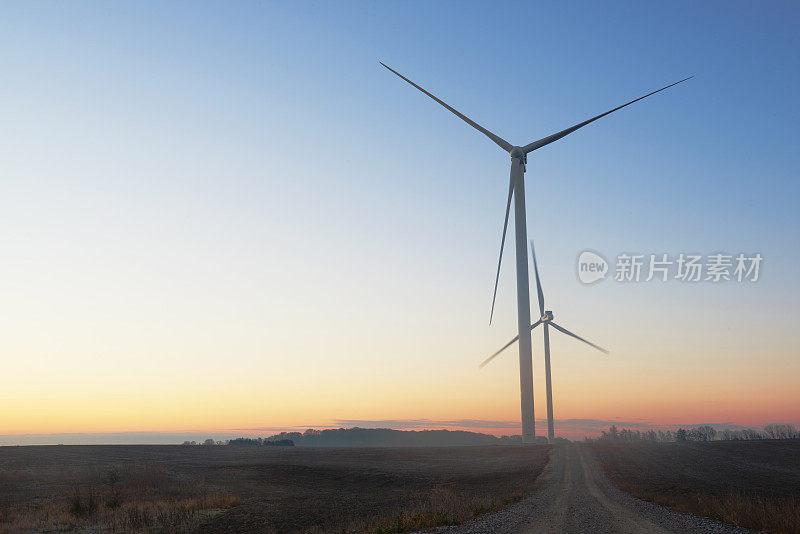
[2,1,798,444]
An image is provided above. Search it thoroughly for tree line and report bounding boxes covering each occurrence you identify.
[179,428,528,447]
[181,438,295,446]
[228,437,295,446]
[595,424,799,442]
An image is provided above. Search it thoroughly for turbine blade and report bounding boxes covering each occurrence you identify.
[522,77,693,154]
[479,320,543,368]
[489,168,515,324]
[530,238,545,317]
[479,335,519,368]
[380,62,513,153]
[549,322,609,354]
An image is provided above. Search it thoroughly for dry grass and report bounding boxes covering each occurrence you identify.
[0,493,240,534]
[640,490,800,533]
[591,440,800,533]
[0,457,240,533]
[690,492,799,534]
[368,485,524,533]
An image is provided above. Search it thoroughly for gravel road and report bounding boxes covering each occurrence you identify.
[431,444,755,534]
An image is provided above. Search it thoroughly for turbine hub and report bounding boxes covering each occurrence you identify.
[543,311,554,322]
[509,146,525,160]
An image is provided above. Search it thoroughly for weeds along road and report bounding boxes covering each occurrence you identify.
[439,444,754,534]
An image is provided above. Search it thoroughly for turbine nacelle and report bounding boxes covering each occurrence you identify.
[509,146,526,160]
[479,239,609,368]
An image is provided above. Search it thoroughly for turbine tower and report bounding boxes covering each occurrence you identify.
[480,239,608,443]
[381,62,690,443]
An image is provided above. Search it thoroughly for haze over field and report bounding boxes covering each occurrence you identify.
[1,1,799,444]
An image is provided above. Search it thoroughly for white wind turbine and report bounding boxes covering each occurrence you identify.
[480,239,608,443]
[381,62,690,443]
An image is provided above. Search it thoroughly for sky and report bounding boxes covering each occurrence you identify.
[1,1,798,444]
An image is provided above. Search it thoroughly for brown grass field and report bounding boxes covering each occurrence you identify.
[591,439,800,533]
[0,444,551,533]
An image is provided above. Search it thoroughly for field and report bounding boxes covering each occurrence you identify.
[591,439,800,533]
[0,444,551,533]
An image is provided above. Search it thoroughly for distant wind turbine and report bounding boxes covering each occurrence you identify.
[381,61,691,443]
[480,239,608,443]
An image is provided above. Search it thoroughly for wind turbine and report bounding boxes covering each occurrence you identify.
[480,239,608,443]
[380,62,690,443]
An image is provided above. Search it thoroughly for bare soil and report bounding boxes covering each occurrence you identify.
[0,444,550,533]
[590,440,800,533]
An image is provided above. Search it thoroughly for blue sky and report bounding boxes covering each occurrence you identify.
[1,1,798,442]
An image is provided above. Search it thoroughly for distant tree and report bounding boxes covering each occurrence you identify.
[675,428,687,441]
[265,439,294,447]
[702,426,716,441]
[684,426,716,441]
[742,428,762,440]
[229,438,261,446]
[203,438,215,446]
[617,428,643,441]
[609,425,618,441]
[765,424,798,439]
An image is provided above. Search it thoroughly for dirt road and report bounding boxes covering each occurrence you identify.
[440,444,752,534]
